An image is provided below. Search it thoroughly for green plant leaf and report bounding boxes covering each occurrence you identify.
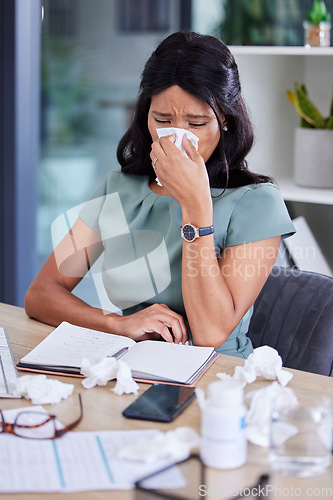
[300,84,308,96]
[301,118,313,128]
[326,115,333,129]
[307,0,331,23]
[295,84,326,128]
[286,90,316,126]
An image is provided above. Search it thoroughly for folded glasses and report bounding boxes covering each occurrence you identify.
[135,454,270,500]
[0,393,82,439]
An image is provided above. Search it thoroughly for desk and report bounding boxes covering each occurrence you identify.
[1,302,333,500]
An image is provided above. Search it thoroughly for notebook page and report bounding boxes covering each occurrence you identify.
[19,322,135,368]
[121,341,215,384]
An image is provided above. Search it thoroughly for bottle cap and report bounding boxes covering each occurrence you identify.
[207,380,244,407]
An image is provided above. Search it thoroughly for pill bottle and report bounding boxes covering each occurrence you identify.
[200,379,247,469]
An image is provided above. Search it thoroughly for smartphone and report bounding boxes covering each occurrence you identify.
[122,384,196,422]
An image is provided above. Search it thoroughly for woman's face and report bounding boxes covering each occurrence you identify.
[147,85,221,163]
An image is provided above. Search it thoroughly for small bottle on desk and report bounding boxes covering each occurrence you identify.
[200,380,247,469]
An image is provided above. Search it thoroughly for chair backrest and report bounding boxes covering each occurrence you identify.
[247,267,333,377]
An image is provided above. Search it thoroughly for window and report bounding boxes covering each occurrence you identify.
[119,0,171,32]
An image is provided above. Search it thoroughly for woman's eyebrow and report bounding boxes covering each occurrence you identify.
[151,111,173,117]
[186,113,211,119]
[151,111,211,119]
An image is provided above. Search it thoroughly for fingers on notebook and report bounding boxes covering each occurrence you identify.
[158,306,188,344]
[146,317,186,344]
[116,304,188,344]
[140,305,188,344]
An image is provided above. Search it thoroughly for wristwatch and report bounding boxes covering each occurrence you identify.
[181,223,214,242]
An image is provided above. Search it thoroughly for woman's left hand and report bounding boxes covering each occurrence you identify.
[150,135,211,209]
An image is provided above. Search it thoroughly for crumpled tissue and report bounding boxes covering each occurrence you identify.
[117,427,200,464]
[210,346,297,447]
[217,346,293,387]
[13,374,74,404]
[155,128,199,186]
[245,381,298,447]
[81,357,139,396]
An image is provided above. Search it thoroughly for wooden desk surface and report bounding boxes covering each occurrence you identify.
[1,302,333,500]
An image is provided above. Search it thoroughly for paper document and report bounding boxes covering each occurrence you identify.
[0,407,185,493]
[19,323,135,368]
[17,322,218,385]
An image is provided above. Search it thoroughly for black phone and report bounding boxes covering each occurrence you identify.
[122,384,196,422]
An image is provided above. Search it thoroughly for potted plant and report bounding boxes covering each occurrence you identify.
[303,0,331,47]
[40,38,97,208]
[286,83,333,187]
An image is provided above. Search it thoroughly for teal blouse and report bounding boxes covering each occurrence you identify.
[80,171,295,358]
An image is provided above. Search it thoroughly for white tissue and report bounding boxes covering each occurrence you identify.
[245,381,298,447]
[13,375,74,405]
[155,127,199,186]
[217,346,293,387]
[213,347,295,448]
[118,427,200,464]
[194,387,206,410]
[81,357,139,395]
[113,360,140,396]
[157,127,199,154]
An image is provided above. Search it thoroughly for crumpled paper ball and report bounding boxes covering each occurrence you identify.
[204,346,297,448]
[118,427,200,463]
[81,357,139,395]
[13,374,74,404]
[245,381,298,447]
[217,346,293,387]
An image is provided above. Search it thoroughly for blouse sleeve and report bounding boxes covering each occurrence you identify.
[225,183,295,248]
[79,176,108,234]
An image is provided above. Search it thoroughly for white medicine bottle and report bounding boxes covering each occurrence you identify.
[200,379,247,469]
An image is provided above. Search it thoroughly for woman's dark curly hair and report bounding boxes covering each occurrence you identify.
[117,31,271,188]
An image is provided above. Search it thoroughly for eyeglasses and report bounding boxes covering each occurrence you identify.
[135,454,270,500]
[0,393,83,439]
[135,454,206,500]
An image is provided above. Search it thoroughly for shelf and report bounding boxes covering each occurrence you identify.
[230,45,333,56]
[276,177,333,205]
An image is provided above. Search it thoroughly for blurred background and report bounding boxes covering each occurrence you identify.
[1,0,333,307]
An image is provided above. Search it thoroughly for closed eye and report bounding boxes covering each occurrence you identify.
[155,118,171,124]
[189,123,207,127]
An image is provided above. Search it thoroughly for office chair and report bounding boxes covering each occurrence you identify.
[247,267,333,377]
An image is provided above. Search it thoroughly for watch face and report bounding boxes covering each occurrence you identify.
[182,224,196,242]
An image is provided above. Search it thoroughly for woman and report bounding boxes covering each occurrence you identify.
[25,31,295,358]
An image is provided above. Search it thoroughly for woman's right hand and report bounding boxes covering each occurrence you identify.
[110,303,188,344]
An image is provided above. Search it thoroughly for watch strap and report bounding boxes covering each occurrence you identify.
[181,223,214,242]
[198,225,214,237]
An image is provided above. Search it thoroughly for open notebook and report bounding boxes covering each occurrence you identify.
[17,322,219,386]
